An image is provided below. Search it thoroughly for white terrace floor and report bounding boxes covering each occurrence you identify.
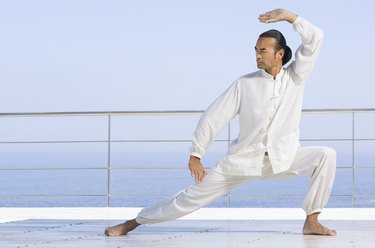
[1,208,375,248]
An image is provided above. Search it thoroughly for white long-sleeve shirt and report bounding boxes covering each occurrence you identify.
[189,16,324,176]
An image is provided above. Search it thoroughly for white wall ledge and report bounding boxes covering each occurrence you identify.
[1,207,375,224]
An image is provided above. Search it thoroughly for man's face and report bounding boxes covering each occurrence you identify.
[255,37,283,70]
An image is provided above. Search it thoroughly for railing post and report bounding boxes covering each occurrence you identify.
[227,122,231,208]
[107,115,112,207]
[352,112,356,207]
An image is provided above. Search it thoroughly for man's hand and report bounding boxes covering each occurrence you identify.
[188,156,208,183]
[258,8,297,24]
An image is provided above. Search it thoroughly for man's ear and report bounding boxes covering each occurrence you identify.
[277,49,284,60]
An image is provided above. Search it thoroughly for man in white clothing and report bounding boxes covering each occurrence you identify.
[105,8,337,236]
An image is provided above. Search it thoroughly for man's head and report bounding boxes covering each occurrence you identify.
[255,29,292,72]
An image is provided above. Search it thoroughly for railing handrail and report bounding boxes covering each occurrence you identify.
[0,108,374,117]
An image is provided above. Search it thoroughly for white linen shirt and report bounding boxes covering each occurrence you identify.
[189,16,324,176]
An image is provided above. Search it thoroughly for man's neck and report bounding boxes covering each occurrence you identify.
[265,67,282,79]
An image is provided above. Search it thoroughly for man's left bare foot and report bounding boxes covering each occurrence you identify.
[104,219,140,236]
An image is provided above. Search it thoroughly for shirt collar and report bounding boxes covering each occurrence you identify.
[261,68,285,81]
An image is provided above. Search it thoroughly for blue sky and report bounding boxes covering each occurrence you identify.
[0,0,374,113]
[0,1,374,209]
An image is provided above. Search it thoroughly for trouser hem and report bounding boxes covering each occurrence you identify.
[305,208,323,216]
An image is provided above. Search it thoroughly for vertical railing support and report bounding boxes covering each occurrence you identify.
[227,122,231,208]
[107,115,112,207]
[351,112,356,207]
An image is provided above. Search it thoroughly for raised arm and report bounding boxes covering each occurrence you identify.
[259,8,324,83]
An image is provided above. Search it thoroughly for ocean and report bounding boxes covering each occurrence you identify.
[0,112,374,208]
[0,152,374,208]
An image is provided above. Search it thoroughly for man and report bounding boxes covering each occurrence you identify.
[105,8,337,236]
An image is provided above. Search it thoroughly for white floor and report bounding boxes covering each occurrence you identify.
[1,208,375,248]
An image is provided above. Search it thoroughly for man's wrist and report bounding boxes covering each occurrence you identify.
[285,11,298,24]
[190,155,201,160]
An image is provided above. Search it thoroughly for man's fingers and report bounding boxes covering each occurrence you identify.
[194,171,201,183]
[197,172,203,183]
[192,170,206,183]
[258,15,271,23]
[258,14,277,24]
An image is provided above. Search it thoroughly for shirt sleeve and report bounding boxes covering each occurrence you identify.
[189,80,241,159]
[288,16,324,83]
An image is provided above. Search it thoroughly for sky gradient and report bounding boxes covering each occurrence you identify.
[1,0,374,113]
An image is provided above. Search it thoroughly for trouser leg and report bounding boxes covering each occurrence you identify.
[299,147,336,215]
[136,146,336,224]
[136,170,251,224]
[262,146,336,215]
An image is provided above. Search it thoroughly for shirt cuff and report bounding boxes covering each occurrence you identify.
[189,152,202,159]
[292,15,302,25]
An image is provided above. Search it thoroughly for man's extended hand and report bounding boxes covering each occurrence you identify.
[258,8,297,24]
[188,156,208,183]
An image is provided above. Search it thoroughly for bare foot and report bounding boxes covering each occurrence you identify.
[104,219,140,236]
[303,213,336,236]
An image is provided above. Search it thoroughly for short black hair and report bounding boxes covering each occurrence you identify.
[259,29,292,66]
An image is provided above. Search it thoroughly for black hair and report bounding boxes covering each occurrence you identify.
[259,29,292,66]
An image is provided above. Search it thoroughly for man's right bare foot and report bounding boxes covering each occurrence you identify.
[303,213,336,236]
[104,219,140,236]
[303,221,337,236]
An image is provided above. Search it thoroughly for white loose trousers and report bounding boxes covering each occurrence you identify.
[136,146,336,224]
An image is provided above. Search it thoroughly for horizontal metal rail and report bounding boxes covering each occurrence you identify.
[0,108,375,117]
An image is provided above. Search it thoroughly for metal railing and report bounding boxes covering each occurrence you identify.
[0,108,374,208]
